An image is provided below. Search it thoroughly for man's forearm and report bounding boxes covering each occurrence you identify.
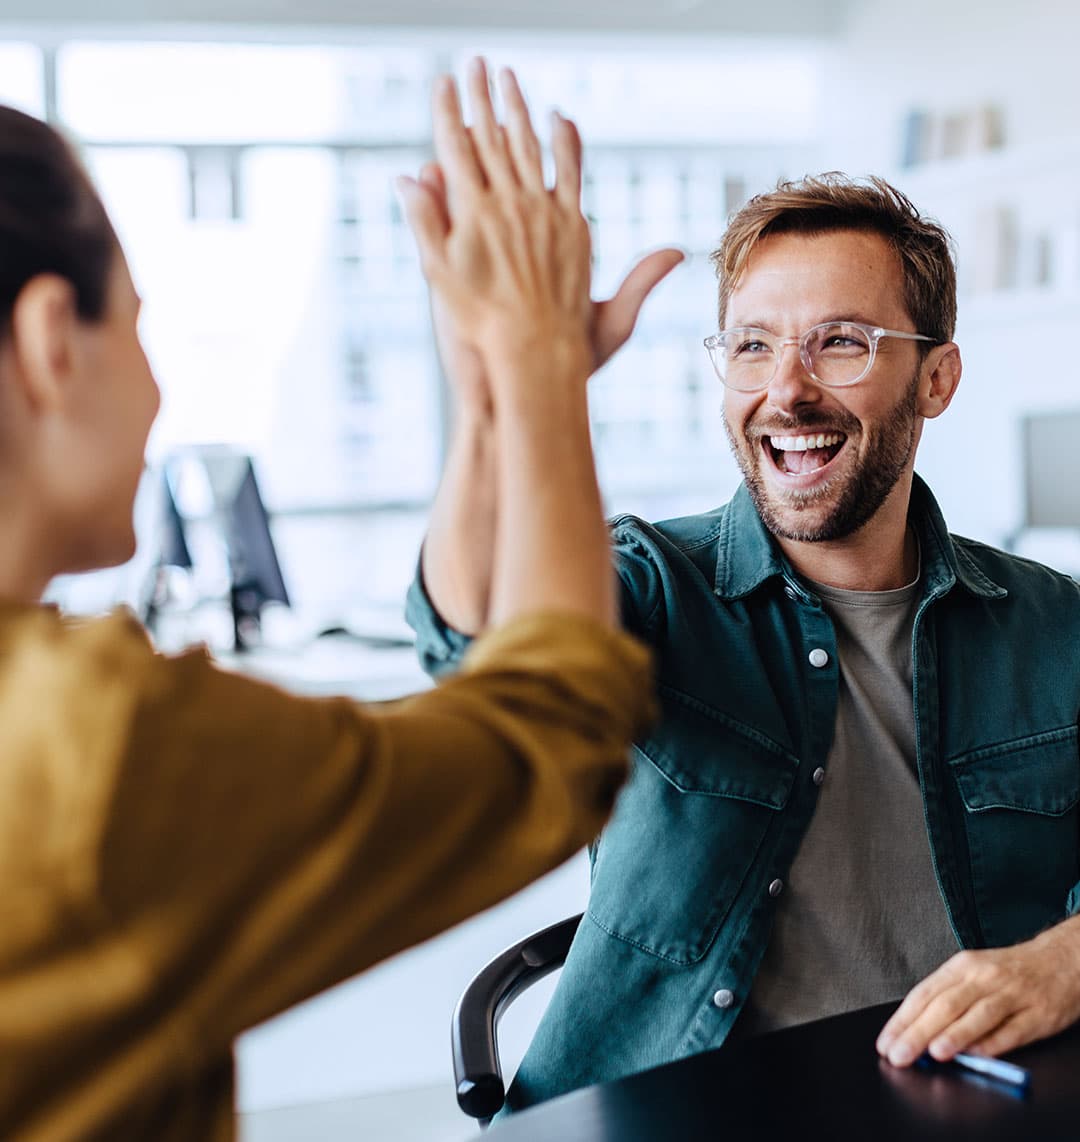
[421,408,497,636]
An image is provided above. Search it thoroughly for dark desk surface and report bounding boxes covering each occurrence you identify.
[481,1002,1080,1141]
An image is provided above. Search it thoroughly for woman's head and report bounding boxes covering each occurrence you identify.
[0,106,116,331]
[0,107,159,597]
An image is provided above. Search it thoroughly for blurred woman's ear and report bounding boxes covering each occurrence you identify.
[7,274,81,416]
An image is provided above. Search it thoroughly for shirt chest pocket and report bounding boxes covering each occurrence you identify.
[587,689,799,965]
[951,725,1080,947]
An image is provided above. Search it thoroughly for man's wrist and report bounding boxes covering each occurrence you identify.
[1031,913,1080,986]
[1035,911,1080,949]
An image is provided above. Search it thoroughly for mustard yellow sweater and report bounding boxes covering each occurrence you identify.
[0,604,652,1140]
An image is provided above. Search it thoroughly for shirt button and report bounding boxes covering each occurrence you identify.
[808,648,829,668]
[768,878,784,898]
[713,988,735,1009]
[784,585,799,601]
[812,767,826,787]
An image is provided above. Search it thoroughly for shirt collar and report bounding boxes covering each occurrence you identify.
[713,475,1008,602]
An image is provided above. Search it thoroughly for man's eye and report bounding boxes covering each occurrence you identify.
[734,339,769,356]
[819,334,867,353]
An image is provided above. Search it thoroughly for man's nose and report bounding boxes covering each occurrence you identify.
[766,341,822,415]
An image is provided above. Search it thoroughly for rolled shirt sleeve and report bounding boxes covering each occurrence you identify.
[404,556,476,679]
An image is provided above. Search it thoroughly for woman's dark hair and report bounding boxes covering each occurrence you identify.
[0,105,116,334]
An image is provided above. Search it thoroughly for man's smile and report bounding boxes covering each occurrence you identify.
[759,431,850,484]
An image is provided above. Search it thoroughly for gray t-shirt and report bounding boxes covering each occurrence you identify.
[733,569,958,1038]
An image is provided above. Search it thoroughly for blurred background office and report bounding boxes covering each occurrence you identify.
[1,0,1078,1138]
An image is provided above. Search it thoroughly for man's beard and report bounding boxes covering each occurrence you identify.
[724,374,920,543]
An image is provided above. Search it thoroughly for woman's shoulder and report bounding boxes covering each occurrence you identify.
[0,604,197,720]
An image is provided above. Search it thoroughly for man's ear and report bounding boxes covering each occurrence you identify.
[917,342,961,421]
[7,274,81,414]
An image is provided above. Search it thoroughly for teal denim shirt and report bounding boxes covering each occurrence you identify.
[406,476,1080,1113]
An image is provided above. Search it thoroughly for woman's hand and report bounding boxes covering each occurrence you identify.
[398,60,595,392]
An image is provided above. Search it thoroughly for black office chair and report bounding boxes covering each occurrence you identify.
[451,912,582,1124]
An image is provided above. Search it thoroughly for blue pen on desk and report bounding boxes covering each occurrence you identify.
[917,1050,1031,1092]
[952,1052,1031,1090]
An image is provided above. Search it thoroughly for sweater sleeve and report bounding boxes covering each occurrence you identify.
[93,610,653,1057]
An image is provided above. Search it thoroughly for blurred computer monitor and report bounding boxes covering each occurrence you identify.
[197,449,290,650]
[142,466,194,631]
[145,448,290,650]
[1021,411,1080,530]
[159,468,194,571]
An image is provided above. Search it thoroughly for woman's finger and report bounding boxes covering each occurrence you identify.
[497,68,544,191]
[464,56,515,187]
[395,175,447,277]
[431,75,485,213]
[551,111,583,209]
[418,161,450,233]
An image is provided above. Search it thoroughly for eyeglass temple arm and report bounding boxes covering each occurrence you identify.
[875,328,937,343]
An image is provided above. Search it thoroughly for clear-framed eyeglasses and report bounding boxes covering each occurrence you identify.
[703,321,938,392]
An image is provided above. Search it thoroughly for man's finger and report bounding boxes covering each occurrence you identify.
[593,248,685,365]
[968,1009,1037,1059]
[883,982,982,1066]
[551,111,583,209]
[431,74,485,212]
[877,961,961,1051]
[926,992,1016,1060]
[498,68,544,191]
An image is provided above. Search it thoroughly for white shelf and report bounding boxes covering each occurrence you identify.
[894,134,1080,194]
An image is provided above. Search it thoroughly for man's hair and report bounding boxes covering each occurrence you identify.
[711,173,957,345]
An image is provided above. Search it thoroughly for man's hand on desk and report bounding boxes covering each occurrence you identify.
[876,913,1080,1067]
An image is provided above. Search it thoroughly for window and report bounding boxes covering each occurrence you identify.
[0,42,43,115]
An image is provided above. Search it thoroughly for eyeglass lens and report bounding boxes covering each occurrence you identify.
[716,323,873,389]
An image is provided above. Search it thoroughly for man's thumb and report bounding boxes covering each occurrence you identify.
[594,247,685,366]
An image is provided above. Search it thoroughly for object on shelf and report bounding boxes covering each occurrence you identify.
[899,102,1005,168]
[971,204,1019,293]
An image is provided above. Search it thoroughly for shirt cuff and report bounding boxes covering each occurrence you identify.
[404,553,475,678]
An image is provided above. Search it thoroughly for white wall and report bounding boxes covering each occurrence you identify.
[822,0,1080,173]
[806,0,1080,564]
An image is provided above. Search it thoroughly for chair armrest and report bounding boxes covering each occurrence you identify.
[451,912,582,1120]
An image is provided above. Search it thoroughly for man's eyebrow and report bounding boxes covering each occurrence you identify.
[827,313,883,327]
[726,313,882,331]
[724,318,773,331]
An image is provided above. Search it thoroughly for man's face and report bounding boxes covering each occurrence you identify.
[722,228,926,543]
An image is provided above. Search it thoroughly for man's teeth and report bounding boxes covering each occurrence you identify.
[769,433,844,452]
